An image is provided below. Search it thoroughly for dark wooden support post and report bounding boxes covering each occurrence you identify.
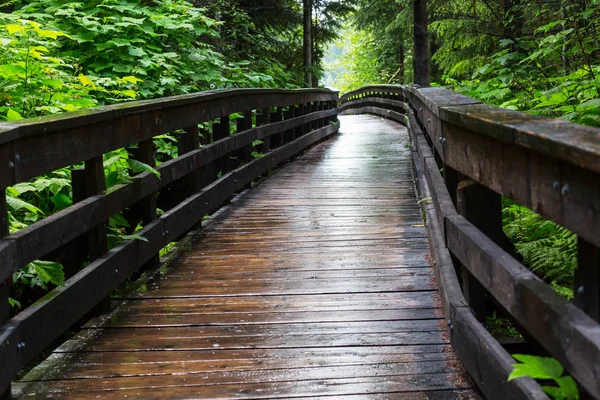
[0,193,10,400]
[456,179,503,322]
[178,126,201,197]
[256,108,271,157]
[575,238,600,321]
[283,108,294,144]
[270,107,283,150]
[210,116,230,179]
[293,105,303,140]
[318,101,325,128]
[72,156,109,314]
[309,102,317,131]
[129,140,159,271]
[444,166,485,322]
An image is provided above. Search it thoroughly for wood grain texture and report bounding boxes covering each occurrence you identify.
[14,115,475,399]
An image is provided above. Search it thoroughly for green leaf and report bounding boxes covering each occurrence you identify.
[128,47,147,57]
[509,355,564,381]
[8,297,21,309]
[41,79,64,89]
[127,159,161,178]
[121,234,148,242]
[78,74,95,88]
[555,376,579,400]
[0,64,26,78]
[6,24,26,35]
[252,140,264,147]
[30,260,65,286]
[110,212,131,228]
[50,193,73,210]
[6,196,43,214]
[122,75,143,84]
[6,109,24,121]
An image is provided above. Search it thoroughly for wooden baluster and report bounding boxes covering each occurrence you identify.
[457,179,503,322]
[178,125,201,196]
[256,108,270,156]
[270,107,283,150]
[293,105,303,140]
[72,156,109,313]
[318,101,326,128]
[444,166,486,322]
[0,193,10,399]
[575,238,600,321]
[283,107,294,144]
[128,140,159,271]
[211,116,230,179]
[311,102,318,130]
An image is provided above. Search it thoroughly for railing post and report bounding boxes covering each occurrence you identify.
[72,156,109,313]
[178,126,201,196]
[444,166,489,322]
[270,107,283,149]
[283,107,294,144]
[256,108,271,156]
[0,191,10,400]
[575,238,600,321]
[293,104,303,140]
[128,140,159,271]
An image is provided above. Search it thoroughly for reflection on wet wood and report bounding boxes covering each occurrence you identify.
[15,115,478,399]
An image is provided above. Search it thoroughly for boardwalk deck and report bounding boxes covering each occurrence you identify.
[14,115,479,399]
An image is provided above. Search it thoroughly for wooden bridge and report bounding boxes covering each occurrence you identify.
[0,86,599,399]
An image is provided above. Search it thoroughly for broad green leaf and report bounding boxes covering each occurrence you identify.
[509,355,564,381]
[6,24,26,35]
[128,159,161,178]
[555,376,579,400]
[0,64,26,78]
[6,109,24,121]
[128,47,147,57]
[41,79,64,89]
[120,89,138,98]
[8,297,21,309]
[31,260,65,286]
[78,74,95,88]
[50,193,73,210]
[6,196,43,214]
[110,212,131,228]
[121,234,148,242]
[122,76,143,84]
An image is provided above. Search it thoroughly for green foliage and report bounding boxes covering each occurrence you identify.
[0,15,96,120]
[502,200,576,299]
[509,355,579,400]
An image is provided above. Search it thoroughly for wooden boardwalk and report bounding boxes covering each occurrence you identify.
[15,115,478,399]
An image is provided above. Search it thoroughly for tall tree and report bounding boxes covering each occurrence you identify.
[413,0,430,86]
[304,0,313,87]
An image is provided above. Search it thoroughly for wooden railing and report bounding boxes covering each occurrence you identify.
[340,85,600,400]
[0,88,339,395]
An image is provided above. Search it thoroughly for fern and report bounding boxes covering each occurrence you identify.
[503,200,576,299]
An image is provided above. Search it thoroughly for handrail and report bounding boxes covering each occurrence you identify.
[339,85,600,400]
[0,88,339,395]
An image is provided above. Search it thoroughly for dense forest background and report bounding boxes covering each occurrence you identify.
[2,0,597,315]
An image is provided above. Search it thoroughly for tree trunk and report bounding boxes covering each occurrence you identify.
[398,42,405,83]
[303,0,313,87]
[413,0,430,86]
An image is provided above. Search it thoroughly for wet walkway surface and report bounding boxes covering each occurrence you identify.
[15,115,478,399]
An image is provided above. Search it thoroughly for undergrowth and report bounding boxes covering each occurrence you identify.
[502,198,576,300]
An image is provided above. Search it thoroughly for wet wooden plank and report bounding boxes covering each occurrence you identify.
[15,115,474,399]
[22,346,457,380]
[14,373,472,399]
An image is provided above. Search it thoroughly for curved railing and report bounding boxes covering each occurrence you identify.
[340,85,600,400]
[0,88,339,395]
